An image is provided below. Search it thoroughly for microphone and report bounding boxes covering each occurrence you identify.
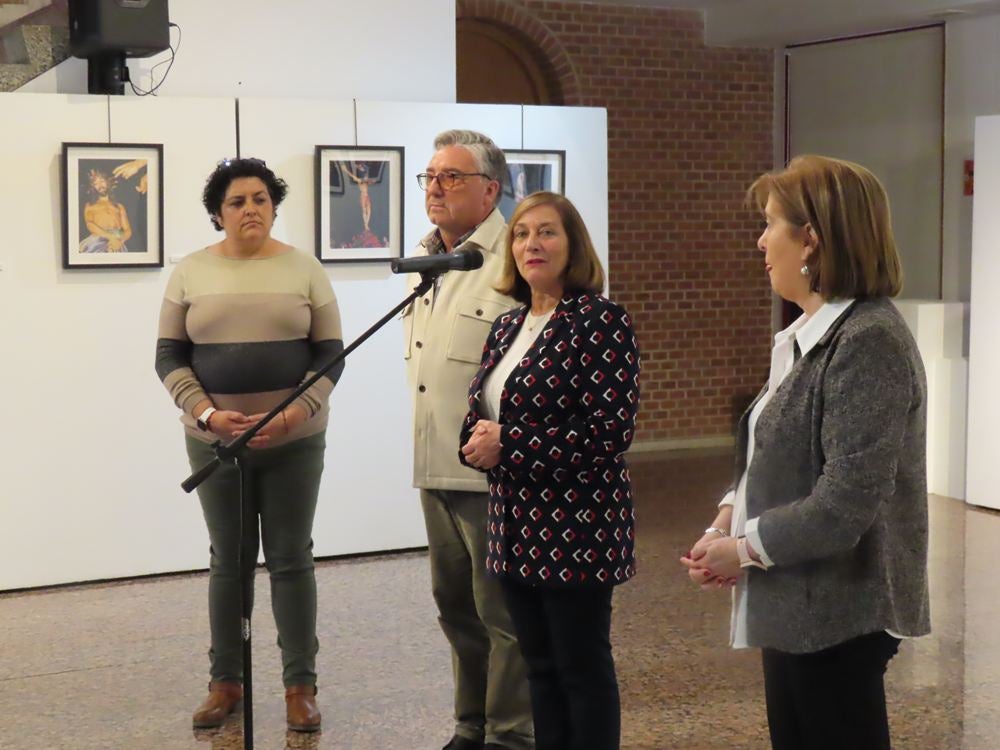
[390,248,484,275]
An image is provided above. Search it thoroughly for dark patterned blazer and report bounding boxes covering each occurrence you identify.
[459,292,640,587]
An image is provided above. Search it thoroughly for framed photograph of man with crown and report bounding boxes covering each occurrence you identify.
[61,142,164,269]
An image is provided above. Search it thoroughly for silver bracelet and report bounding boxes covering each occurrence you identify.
[704,526,729,537]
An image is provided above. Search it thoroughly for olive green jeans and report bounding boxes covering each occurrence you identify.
[186,432,325,688]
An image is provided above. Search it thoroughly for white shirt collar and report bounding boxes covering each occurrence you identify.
[775,298,855,356]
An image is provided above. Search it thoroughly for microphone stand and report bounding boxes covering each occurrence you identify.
[181,272,436,749]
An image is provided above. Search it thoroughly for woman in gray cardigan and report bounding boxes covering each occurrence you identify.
[681,155,930,750]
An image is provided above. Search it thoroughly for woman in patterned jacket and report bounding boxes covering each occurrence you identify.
[459,191,640,750]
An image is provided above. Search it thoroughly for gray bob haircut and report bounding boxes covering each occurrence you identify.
[433,129,508,207]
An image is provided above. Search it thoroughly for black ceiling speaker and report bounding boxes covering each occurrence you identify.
[69,0,170,95]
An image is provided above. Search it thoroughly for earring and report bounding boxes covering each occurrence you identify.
[800,265,810,276]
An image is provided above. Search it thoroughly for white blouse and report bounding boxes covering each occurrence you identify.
[481,309,553,422]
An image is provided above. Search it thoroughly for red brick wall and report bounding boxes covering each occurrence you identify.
[458,0,775,444]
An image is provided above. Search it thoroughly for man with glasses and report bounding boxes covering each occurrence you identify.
[404,130,533,750]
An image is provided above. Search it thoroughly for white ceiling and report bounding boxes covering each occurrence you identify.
[568,0,1000,46]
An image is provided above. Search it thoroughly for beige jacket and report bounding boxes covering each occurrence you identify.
[403,208,515,491]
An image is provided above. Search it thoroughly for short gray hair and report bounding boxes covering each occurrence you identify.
[433,129,508,206]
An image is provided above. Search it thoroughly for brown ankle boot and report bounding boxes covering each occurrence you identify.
[285,685,321,732]
[192,681,243,728]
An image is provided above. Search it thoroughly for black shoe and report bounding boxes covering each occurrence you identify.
[443,736,483,750]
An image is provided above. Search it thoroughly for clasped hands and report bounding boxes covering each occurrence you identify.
[207,405,306,449]
[461,419,502,470]
[680,530,743,590]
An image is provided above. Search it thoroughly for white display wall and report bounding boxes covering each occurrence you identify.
[0,92,608,590]
[21,0,457,103]
[966,114,1000,510]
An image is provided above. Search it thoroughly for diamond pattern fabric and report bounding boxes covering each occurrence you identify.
[460,293,641,587]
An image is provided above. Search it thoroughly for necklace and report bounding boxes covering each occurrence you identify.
[525,309,553,332]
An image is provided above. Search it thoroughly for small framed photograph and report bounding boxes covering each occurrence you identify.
[315,145,404,263]
[500,150,566,222]
[61,142,164,269]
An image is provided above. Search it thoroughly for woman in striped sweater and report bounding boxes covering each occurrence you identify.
[156,158,344,733]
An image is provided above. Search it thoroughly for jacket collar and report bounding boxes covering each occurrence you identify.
[792,298,856,357]
[419,207,506,258]
[492,292,580,363]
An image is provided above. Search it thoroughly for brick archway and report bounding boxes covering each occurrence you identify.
[456,0,581,105]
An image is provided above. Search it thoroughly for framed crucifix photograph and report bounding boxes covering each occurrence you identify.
[500,149,566,221]
[315,145,404,263]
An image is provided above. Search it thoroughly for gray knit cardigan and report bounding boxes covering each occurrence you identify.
[738,297,931,654]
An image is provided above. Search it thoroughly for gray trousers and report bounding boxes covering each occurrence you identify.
[420,488,534,749]
[186,432,325,688]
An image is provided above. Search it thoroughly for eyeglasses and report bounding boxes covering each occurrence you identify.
[217,157,267,168]
[416,171,490,191]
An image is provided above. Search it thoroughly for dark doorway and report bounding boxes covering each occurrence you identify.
[457,18,561,105]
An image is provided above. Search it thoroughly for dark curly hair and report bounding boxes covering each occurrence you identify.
[201,157,289,231]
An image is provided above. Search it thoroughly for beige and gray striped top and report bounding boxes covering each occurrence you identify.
[156,247,344,447]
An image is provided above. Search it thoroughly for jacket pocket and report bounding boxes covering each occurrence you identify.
[446,296,506,364]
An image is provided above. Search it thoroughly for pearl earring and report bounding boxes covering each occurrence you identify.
[800,265,810,276]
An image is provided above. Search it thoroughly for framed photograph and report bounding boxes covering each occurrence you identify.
[315,145,404,263]
[500,150,566,222]
[61,142,163,269]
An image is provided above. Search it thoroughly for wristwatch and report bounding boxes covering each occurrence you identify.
[704,526,729,537]
[196,406,217,432]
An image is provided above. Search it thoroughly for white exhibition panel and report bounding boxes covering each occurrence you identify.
[524,106,610,287]
[0,93,236,589]
[0,93,609,589]
[966,115,1000,510]
[237,97,424,556]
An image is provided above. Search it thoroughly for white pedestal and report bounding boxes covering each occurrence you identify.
[894,300,969,500]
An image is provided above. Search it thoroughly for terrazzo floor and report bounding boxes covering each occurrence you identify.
[1,450,996,749]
